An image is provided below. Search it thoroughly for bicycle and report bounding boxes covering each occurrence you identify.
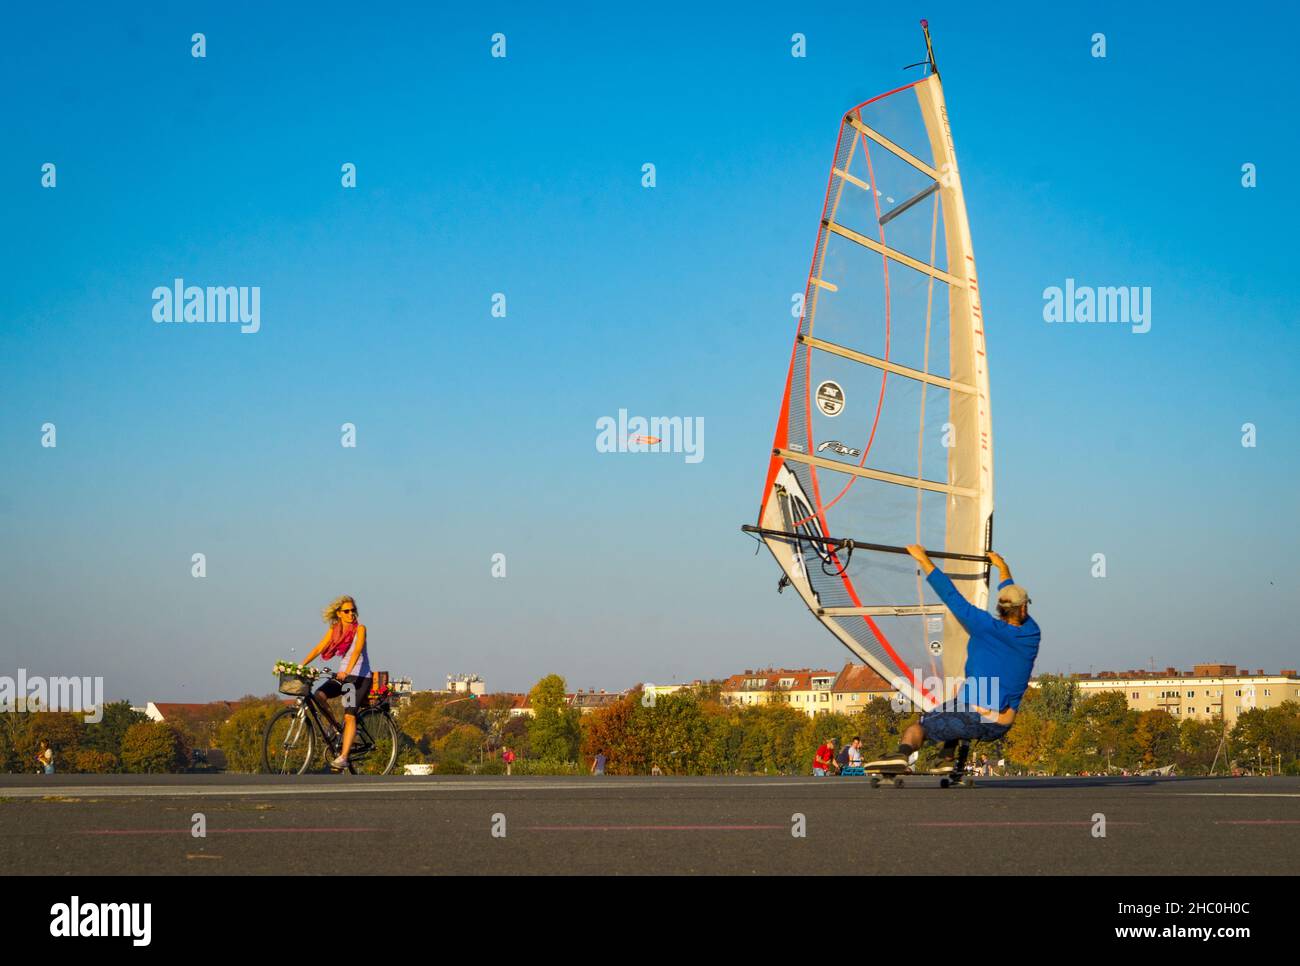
[262,670,399,775]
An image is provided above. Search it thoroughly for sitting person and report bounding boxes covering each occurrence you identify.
[866,548,1041,771]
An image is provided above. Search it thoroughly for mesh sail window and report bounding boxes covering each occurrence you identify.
[752,75,993,711]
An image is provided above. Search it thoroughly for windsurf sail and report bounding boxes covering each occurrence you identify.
[744,22,993,712]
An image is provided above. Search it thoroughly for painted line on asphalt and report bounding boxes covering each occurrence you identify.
[918,821,1146,828]
[524,824,787,831]
[77,827,391,835]
[1175,793,1300,798]
[0,779,831,799]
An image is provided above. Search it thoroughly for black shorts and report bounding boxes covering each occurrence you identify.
[314,676,372,716]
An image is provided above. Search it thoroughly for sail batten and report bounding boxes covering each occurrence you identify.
[750,53,993,712]
[845,114,938,179]
[824,220,964,287]
[797,335,976,394]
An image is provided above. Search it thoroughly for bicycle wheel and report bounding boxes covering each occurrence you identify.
[263,706,316,774]
[352,707,398,775]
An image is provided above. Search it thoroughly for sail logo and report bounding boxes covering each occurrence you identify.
[152,278,261,333]
[817,440,861,458]
[1042,279,1151,334]
[49,896,151,946]
[815,381,845,416]
[596,409,703,464]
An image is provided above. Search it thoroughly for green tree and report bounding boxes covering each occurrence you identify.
[1178,717,1223,775]
[1035,675,1079,724]
[120,721,187,773]
[527,674,580,762]
[1233,702,1300,774]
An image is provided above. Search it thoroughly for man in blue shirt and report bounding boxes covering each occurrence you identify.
[865,546,1041,771]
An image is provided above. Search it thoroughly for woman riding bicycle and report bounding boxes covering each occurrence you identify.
[301,595,371,771]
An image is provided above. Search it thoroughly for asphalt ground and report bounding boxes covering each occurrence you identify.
[2,774,1297,875]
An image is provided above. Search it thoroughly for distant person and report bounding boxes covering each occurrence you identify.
[300,595,372,772]
[813,738,837,776]
[867,549,1040,772]
[651,764,663,776]
[591,750,607,775]
[502,746,515,776]
[847,736,863,769]
[36,740,54,775]
[835,742,852,772]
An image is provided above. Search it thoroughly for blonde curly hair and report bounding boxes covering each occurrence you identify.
[322,595,358,626]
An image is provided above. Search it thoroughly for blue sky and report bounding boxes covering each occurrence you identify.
[2,1,1297,703]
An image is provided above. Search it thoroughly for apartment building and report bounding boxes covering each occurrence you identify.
[720,668,836,717]
[1068,664,1300,727]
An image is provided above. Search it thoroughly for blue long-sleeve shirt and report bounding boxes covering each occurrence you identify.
[927,569,1041,712]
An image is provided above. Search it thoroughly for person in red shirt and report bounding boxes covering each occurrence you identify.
[813,738,837,777]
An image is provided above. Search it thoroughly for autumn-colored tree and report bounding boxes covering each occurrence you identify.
[435,724,485,765]
[14,711,86,772]
[120,721,187,773]
[582,694,639,772]
[397,704,442,754]
[26,711,86,754]
[1132,710,1180,767]
[215,700,283,773]
[1003,699,1060,773]
[163,703,233,754]
[71,749,119,774]
[1059,690,1135,773]
[587,691,720,775]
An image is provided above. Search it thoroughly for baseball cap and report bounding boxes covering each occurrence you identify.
[997,584,1030,607]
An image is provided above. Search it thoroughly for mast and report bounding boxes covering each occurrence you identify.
[920,19,939,79]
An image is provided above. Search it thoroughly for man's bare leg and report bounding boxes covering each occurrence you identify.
[900,722,925,751]
[865,723,926,770]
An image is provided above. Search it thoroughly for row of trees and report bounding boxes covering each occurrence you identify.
[5,675,1297,776]
[1,701,190,774]
[1005,677,1300,775]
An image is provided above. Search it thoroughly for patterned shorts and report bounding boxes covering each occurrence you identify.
[919,704,1010,743]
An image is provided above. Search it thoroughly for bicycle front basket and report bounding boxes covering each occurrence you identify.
[278,672,313,697]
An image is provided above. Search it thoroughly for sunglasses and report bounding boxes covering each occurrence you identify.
[340,608,356,614]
